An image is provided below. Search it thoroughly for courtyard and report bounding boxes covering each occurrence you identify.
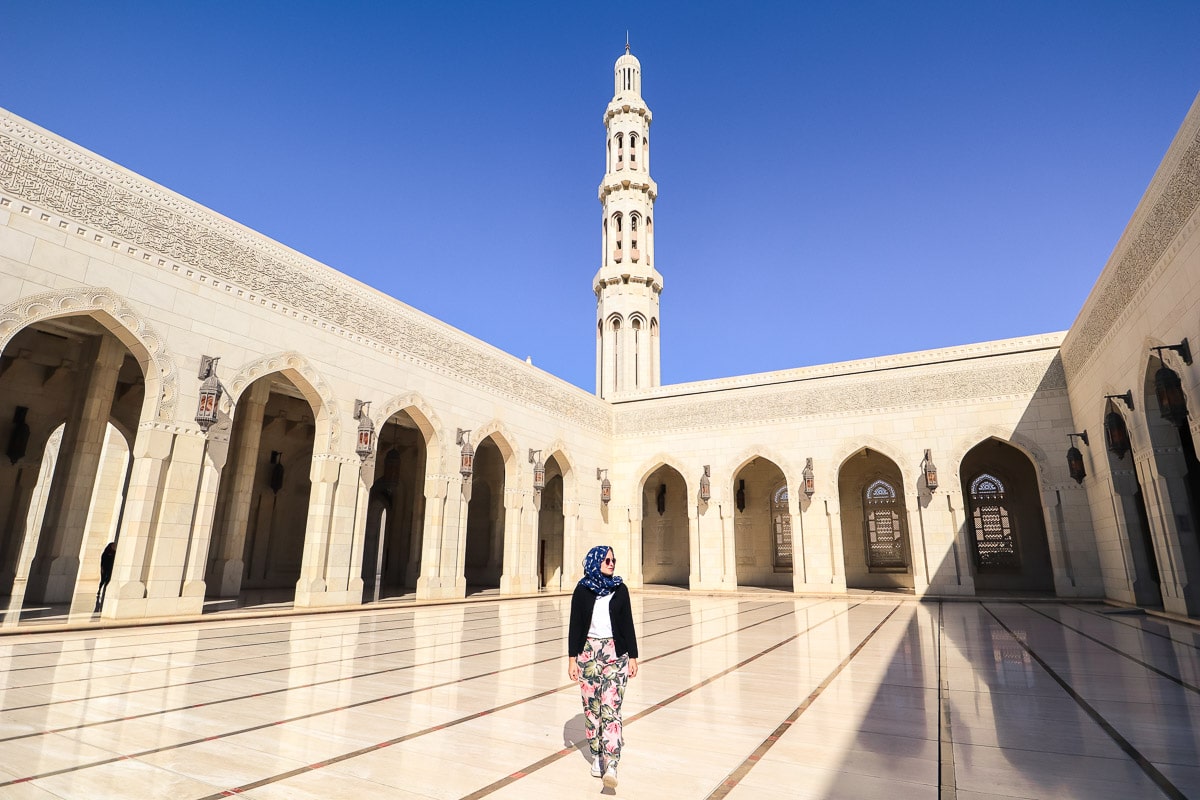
[0,594,1197,798]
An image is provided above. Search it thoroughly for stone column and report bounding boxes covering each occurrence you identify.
[209,380,269,596]
[561,497,580,587]
[417,474,467,600]
[67,425,130,615]
[104,425,174,620]
[1107,467,1158,606]
[500,491,535,595]
[941,489,976,596]
[905,493,931,594]
[27,334,124,603]
[180,433,230,607]
[626,506,644,589]
[1137,452,1200,615]
[293,455,339,607]
[1041,488,1081,599]
[825,497,848,592]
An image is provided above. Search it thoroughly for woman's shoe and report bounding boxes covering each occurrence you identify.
[591,758,603,778]
[603,766,618,788]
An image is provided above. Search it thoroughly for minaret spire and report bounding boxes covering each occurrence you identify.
[594,48,661,398]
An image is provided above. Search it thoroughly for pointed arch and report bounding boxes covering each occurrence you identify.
[722,446,800,502]
[376,388,444,453]
[0,287,179,423]
[632,452,695,508]
[950,429,1053,491]
[542,438,579,500]
[833,438,913,483]
[226,352,340,453]
[470,419,520,487]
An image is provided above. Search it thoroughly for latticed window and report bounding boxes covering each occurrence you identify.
[772,484,792,571]
[863,478,907,571]
[969,473,1020,570]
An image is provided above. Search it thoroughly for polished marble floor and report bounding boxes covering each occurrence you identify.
[0,595,1198,799]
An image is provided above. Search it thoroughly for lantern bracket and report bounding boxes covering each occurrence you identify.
[1152,339,1192,366]
[1104,391,1134,411]
[1068,431,1089,447]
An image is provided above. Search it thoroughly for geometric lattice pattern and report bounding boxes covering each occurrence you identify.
[970,473,1021,570]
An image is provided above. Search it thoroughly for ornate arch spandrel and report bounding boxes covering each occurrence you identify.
[0,287,179,423]
[226,352,341,453]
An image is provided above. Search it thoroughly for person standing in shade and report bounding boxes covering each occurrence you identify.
[568,545,639,789]
[95,541,116,612]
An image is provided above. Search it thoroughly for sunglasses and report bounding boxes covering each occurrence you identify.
[603,557,616,565]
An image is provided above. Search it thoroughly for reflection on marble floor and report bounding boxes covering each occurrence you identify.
[0,596,1197,799]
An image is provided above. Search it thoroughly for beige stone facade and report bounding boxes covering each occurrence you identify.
[1,53,1199,623]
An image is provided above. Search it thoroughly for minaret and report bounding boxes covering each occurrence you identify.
[594,44,662,398]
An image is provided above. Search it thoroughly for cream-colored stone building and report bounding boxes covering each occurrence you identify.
[1,50,1198,623]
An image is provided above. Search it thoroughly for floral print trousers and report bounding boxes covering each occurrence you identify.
[577,637,629,767]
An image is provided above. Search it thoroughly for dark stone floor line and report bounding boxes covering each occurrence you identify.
[455,601,885,800]
[938,600,957,800]
[701,604,904,800]
[198,601,830,799]
[1022,603,1200,695]
[0,601,809,788]
[982,604,1187,800]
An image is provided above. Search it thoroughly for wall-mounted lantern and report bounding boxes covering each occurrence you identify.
[656,483,666,515]
[195,355,224,433]
[354,400,375,461]
[922,449,939,492]
[1103,393,1133,461]
[529,449,545,510]
[1066,431,1089,485]
[736,479,746,512]
[269,450,285,494]
[597,468,611,505]
[802,458,815,497]
[6,406,30,464]
[456,428,474,480]
[699,465,711,503]
[1151,341,1192,426]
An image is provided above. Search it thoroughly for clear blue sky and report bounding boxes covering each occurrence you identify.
[3,2,1198,391]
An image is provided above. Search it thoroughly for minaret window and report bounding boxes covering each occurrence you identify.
[615,133,624,170]
[629,133,638,168]
[632,317,642,387]
[630,214,639,261]
[613,213,623,263]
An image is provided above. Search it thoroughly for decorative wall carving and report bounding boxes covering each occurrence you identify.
[0,286,179,422]
[617,354,1067,436]
[226,352,341,452]
[1061,124,1200,379]
[0,114,611,434]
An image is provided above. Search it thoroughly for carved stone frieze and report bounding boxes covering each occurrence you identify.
[617,354,1067,436]
[0,286,179,422]
[0,112,611,433]
[1061,123,1200,379]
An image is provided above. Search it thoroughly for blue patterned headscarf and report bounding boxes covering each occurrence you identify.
[578,545,623,597]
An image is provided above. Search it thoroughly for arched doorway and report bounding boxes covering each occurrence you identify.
[837,449,913,589]
[362,409,428,602]
[640,464,689,587]
[1140,353,1200,613]
[1,315,145,609]
[1102,400,1163,608]
[959,439,1054,593]
[464,436,507,593]
[206,372,319,608]
[537,455,566,590]
[732,457,791,588]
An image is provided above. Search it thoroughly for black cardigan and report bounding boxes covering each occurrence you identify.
[568,582,638,659]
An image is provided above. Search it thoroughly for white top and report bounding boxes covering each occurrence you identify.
[587,592,614,639]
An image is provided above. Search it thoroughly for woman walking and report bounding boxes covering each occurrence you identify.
[568,545,639,789]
